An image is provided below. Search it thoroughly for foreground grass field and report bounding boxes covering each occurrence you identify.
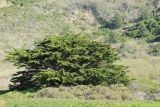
[1,90,159,107]
[0,98,160,107]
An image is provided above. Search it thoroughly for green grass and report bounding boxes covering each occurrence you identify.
[0,98,159,107]
[0,90,159,107]
[0,6,20,14]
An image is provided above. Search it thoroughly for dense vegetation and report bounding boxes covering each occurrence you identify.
[123,0,160,42]
[6,34,129,90]
[105,14,124,29]
[7,0,37,5]
[92,28,126,43]
[150,43,160,56]
[124,18,160,40]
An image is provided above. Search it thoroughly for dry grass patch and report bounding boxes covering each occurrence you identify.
[0,99,5,107]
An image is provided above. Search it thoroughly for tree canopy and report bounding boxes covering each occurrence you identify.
[7,34,130,90]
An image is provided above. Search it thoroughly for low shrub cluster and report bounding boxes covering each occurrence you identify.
[104,14,124,29]
[149,43,160,56]
[29,85,135,100]
[92,28,126,43]
[8,0,38,6]
[124,18,160,40]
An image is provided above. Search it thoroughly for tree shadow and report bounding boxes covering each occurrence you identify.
[147,36,160,43]
[0,90,9,95]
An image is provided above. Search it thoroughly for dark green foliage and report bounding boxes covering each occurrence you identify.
[8,0,37,6]
[124,18,160,39]
[7,34,129,90]
[124,22,149,38]
[105,14,124,29]
[151,36,160,42]
[145,19,159,34]
[149,43,160,56]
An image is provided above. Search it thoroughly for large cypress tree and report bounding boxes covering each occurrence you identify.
[7,34,130,90]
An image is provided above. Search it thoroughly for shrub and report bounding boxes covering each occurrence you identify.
[29,85,135,100]
[89,94,105,100]
[92,28,126,43]
[33,87,73,98]
[124,22,149,38]
[8,0,37,6]
[124,18,160,39]
[149,43,160,56]
[151,36,160,42]
[105,14,124,29]
[7,34,130,90]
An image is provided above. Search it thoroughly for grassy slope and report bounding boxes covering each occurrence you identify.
[0,0,151,49]
[115,40,160,92]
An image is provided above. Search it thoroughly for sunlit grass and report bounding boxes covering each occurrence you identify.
[3,98,160,107]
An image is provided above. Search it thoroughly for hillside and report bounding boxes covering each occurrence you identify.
[0,0,160,100]
[0,0,152,49]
